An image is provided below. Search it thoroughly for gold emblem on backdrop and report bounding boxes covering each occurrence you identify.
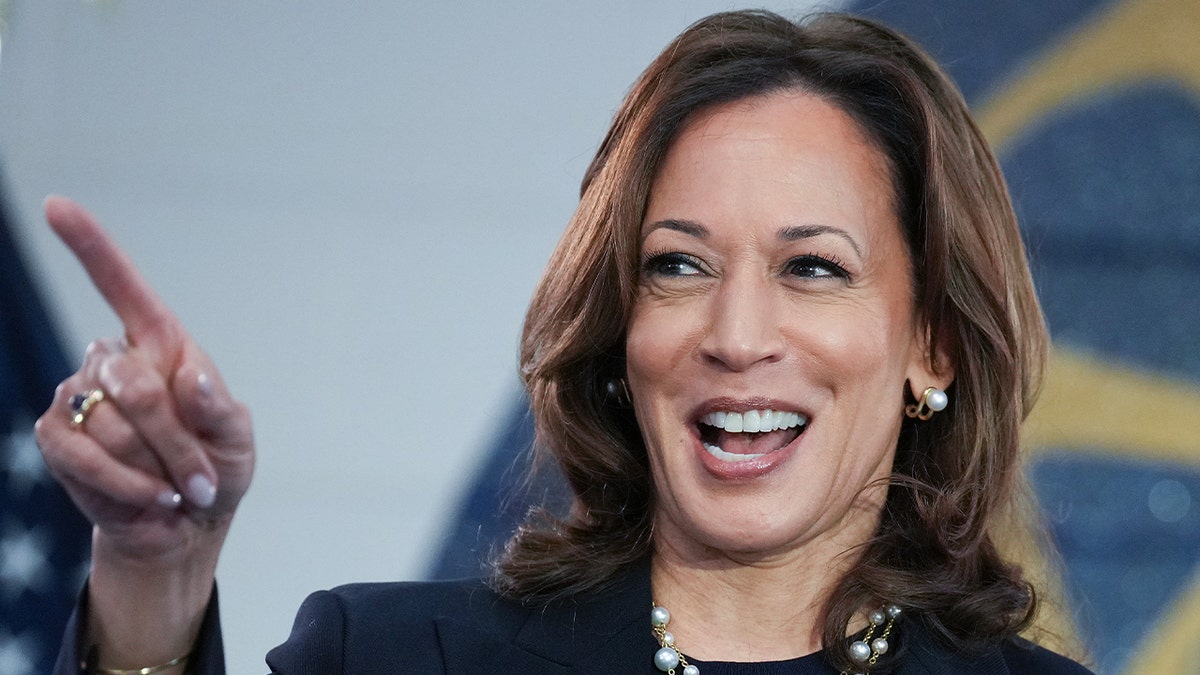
[973,0,1200,671]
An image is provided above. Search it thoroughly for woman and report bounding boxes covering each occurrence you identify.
[41,10,1091,674]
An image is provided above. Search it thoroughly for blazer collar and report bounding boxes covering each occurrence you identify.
[434,559,657,673]
[511,558,656,672]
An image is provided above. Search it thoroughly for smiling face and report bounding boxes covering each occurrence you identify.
[627,90,945,562]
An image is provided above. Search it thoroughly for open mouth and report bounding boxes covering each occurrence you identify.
[697,409,808,462]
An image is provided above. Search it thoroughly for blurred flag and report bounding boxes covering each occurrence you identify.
[0,172,91,675]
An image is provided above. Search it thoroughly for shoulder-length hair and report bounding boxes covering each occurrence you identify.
[498,9,1049,669]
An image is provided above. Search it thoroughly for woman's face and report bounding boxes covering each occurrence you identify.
[626,90,945,562]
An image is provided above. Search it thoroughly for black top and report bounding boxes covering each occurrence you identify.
[57,564,1094,674]
[675,617,1092,675]
[694,652,829,674]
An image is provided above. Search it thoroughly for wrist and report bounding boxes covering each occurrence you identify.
[86,526,225,669]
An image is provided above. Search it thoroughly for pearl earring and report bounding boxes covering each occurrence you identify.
[905,386,948,421]
[605,378,632,407]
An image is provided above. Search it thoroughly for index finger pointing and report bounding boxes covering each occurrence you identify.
[44,195,183,368]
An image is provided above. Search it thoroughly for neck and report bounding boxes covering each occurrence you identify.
[650,534,867,661]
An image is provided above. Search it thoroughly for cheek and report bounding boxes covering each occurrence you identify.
[790,302,904,375]
[788,310,919,439]
[625,301,701,386]
[625,306,698,456]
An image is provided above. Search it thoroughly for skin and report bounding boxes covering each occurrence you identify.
[35,197,254,671]
[628,90,951,660]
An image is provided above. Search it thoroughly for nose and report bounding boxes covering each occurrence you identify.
[699,274,786,371]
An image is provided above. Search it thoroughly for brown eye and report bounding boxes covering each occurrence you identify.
[785,254,849,279]
[643,252,705,277]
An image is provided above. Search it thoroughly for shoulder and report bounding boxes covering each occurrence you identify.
[265,577,534,672]
[321,577,530,630]
[899,619,1093,675]
[265,564,654,673]
[998,637,1094,675]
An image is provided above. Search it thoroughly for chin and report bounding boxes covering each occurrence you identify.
[663,502,828,561]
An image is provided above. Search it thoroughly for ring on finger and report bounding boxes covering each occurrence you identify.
[68,388,106,427]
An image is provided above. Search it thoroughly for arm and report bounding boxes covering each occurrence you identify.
[36,197,254,673]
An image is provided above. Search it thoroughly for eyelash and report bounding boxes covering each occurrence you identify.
[640,250,705,277]
[639,250,850,280]
[785,253,850,279]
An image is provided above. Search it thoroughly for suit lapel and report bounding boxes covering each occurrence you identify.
[512,559,658,673]
[431,561,657,673]
[435,617,572,674]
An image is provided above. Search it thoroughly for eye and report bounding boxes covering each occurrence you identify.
[785,254,849,279]
[641,251,706,278]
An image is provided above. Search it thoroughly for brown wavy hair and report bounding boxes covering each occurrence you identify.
[497,9,1049,670]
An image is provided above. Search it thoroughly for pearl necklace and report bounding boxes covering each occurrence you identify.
[650,602,902,675]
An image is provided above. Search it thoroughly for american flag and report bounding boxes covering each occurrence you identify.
[0,174,92,674]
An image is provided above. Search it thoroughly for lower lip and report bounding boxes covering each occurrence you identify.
[694,428,804,480]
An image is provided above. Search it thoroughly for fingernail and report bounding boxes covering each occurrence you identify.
[197,372,213,398]
[157,490,183,510]
[185,474,217,509]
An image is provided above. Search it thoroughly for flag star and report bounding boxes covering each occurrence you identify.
[0,525,51,598]
[0,630,37,675]
[2,427,49,497]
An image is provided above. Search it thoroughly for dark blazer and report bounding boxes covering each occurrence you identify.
[59,567,1093,674]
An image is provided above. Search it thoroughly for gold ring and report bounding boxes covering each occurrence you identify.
[68,388,106,426]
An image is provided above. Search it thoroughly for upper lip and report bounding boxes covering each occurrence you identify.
[688,396,810,425]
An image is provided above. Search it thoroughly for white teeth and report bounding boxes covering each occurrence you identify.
[700,409,807,433]
[703,442,764,462]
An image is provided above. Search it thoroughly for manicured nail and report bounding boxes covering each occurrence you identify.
[197,372,213,398]
[185,474,217,509]
[157,490,183,510]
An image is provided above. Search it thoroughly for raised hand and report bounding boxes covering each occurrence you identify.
[34,196,254,668]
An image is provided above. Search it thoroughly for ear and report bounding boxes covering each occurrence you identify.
[905,322,955,401]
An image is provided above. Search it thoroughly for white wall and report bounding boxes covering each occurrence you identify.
[0,1,838,668]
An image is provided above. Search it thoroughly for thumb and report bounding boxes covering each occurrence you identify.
[172,353,252,449]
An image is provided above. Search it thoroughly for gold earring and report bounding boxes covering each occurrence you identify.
[905,387,948,421]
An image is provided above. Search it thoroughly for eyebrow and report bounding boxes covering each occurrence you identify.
[781,224,863,258]
[643,218,708,239]
[643,218,864,258]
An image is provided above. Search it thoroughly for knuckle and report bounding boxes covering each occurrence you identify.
[84,339,106,358]
[33,416,53,449]
[202,389,237,418]
[137,314,183,354]
[85,336,124,360]
[38,438,91,481]
[116,374,168,417]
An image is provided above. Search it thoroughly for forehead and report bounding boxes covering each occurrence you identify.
[643,90,899,246]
